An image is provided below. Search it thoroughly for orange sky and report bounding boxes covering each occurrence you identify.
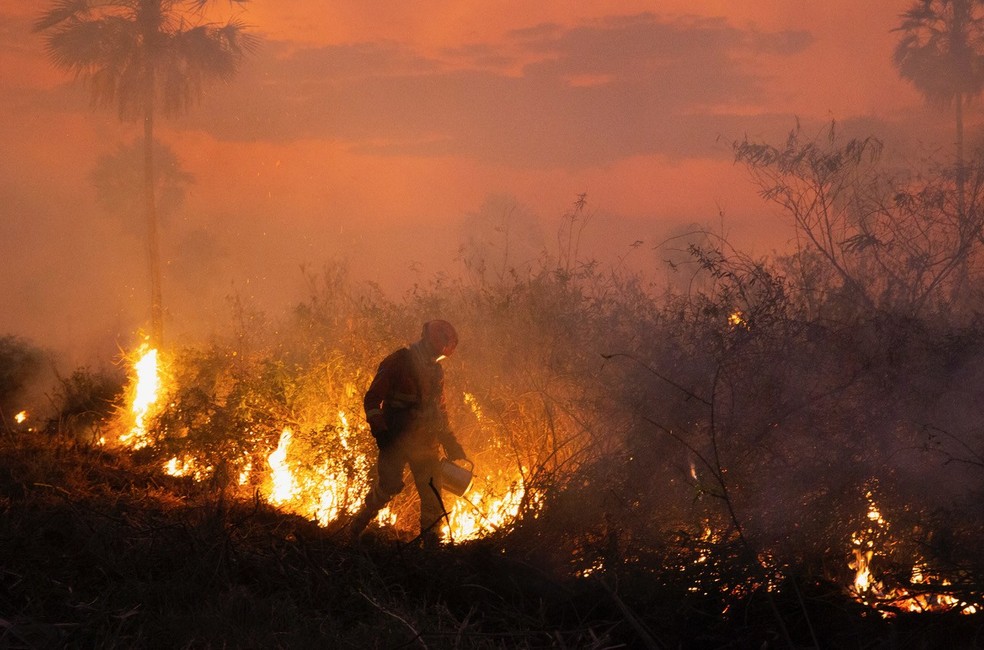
[0,1,969,364]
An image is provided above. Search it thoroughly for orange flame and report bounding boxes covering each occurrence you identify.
[111,355,567,543]
[848,489,978,616]
[163,455,212,481]
[444,472,529,541]
[254,403,535,540]
[261,419,372,526]
[267,428,300,506]
[119,345,160,450]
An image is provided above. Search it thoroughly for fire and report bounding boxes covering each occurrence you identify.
[107,345,984,606]
[262,419,371,526]
[238,461,253,486]
[112,346,983,601]
[253,401,536,540]
[14,411,27,424]
[164,456,212,481]
[267,428,300,506]
[443,472,530,542]
[728,311,747,328]
[443,392,543,541]
[119,345,161,450]
[110,355,565,544]
[255,418,537,540]
[848,487,978,616]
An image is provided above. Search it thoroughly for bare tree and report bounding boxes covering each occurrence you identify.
[735,123,984,318]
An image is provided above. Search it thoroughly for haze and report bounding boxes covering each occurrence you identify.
[0,2,967,366]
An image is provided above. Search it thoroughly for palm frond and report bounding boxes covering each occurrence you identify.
[34,0,92,32]
[894,0,984,105]
[36,0,255,121]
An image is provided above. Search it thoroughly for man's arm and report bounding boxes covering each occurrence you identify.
[364,352,399,445]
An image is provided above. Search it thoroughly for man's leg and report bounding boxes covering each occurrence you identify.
[351,445,406,539]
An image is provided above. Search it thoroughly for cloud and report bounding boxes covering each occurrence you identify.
[180,13,815,167]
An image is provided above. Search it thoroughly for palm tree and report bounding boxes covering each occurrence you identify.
[35,0,257,346]
[894,0,984,203]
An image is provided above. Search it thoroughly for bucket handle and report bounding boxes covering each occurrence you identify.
[448,457,474,472]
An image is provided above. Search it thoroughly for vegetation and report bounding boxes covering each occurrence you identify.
[894,0,984,184]
[0,336,46,431]
[5,139,984,643]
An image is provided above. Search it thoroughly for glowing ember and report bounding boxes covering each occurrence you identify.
[120,345,161,450]
[728,311,747,328]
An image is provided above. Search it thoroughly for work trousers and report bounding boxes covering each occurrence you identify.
[362,439,446,536]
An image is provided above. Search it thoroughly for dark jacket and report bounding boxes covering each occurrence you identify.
[364,344,458,451]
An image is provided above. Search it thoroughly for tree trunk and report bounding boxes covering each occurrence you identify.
[953,93,969,311]
[956,93,965,213]
[144,103,164,347]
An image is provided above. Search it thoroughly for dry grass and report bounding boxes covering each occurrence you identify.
[2,429,983,649]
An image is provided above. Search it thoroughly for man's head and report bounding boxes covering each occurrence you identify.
[421,320,458,361]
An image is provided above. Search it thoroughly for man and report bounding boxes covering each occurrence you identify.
[350,320,467,546]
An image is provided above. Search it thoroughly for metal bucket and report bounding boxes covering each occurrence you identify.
[440,458,474,497]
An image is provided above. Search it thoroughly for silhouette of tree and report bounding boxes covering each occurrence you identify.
[91,139,193,236]
[34,0,257,346]
[893,0,984,201]
[735,122,984,318]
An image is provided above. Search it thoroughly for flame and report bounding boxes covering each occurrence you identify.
[253,401,535,539]
[113,360,550,543]
[111,346,984,604]
[267,428,299,506]
[848,488,978,616]
[14,410,27,424]
[238,461,253,486]
[443,472,531,542]
[119,345,161,450]
[728,311,747,328]
[443,392,543,540]
[262,420,371,526]
[376,506,397,527]
[463,392,484,419]
[163,455,212,481]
